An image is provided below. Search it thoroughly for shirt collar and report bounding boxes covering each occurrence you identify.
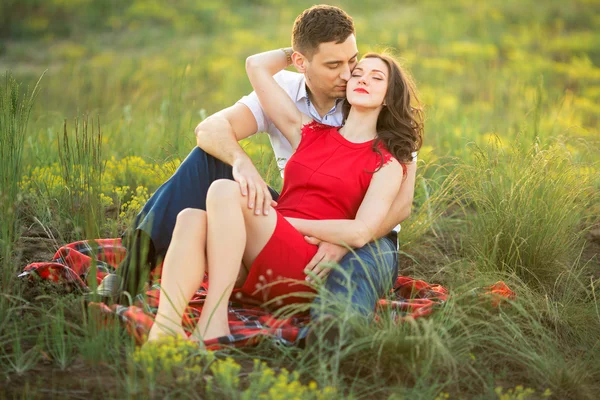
[295,78,309,102]
[297,79,345,115]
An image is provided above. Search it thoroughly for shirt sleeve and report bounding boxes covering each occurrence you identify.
[236,70,295,134]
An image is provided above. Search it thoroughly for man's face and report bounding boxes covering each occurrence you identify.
[303,34,359,100]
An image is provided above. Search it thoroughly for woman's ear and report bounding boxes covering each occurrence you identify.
[292,52,308,73]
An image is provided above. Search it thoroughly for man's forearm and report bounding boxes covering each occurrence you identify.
[373,195,412,238]
[195,106,274,214]
[195,115,249,165]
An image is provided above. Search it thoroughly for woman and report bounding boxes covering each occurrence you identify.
[146,49,423,342]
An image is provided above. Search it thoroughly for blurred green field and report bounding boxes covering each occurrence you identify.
[1,0,600,398]
[3,0,600,235]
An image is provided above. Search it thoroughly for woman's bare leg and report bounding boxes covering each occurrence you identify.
[194,179,277,341]
[146,208,207,342]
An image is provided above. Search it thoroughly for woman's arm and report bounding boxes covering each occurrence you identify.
[245,48,311,150]
[286,159,404,248]
[373,160,417,237]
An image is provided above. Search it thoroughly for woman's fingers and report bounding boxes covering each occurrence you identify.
[304,236,321,245]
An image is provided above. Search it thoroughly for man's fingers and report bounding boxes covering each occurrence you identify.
[237,178,248,196]
[271,200,278,207]
[254,186,264,215]
[304,253,325,274]
[247,181,257,209]
[262,188,272,216]
[316,267,331,281]
[305,265,322,284]
[307,262,331,283]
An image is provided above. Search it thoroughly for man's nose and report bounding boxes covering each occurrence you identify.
[340,64,351,81]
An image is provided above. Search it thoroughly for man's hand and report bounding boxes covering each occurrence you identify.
[232,156,276,215]
[303,236,349,283]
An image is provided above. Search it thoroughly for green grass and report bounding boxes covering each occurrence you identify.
[1,0,599,398]
[0,71,42,290]
[460,137,596,291]
[56,116,104,240]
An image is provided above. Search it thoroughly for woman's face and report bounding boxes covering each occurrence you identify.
[346,57,389,109]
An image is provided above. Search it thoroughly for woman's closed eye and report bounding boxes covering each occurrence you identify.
[352,74,383,81]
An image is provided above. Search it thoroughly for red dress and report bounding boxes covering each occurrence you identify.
[237,121,397,307]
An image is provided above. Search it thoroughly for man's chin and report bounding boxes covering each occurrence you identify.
[331,90,347,99]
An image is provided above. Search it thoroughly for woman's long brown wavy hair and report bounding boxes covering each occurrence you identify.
[343,52,424,169]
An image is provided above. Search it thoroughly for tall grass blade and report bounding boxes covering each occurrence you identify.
[0,71,43,291]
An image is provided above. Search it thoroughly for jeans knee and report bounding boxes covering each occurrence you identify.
[181,147,209,168]
[173,147,232,191]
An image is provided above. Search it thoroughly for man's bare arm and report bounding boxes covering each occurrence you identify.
[373,161,417,238]
[195,103,275,216]
[195,103,258,164]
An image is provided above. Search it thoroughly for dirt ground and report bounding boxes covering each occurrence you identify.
[3,359,122,399]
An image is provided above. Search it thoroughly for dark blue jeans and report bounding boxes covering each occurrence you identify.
[310,237,398,320]
[134,147,398,318]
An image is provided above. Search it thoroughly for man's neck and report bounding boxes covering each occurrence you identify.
[306,86,337,119]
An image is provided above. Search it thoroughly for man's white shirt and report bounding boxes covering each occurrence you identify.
[237,70,417,236]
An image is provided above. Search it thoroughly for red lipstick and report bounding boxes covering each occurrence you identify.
[354,88,369,94]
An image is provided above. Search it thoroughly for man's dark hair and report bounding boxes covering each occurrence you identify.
[292,5,355,59]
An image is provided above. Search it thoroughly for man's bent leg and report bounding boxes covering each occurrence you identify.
[117,147,235,299]
[310,237,398,320]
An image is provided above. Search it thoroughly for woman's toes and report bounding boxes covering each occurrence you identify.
[146,320,187,342]
[201,325,231,341]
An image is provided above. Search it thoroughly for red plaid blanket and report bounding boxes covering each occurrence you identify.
[20,239,515,349]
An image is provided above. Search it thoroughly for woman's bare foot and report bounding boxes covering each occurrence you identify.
[146,315,188,342]
[191,320,231,342]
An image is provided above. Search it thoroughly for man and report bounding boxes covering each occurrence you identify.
[102,5,417,323]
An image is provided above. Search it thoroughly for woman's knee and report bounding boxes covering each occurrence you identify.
[206,179,240,205]
[175,208,207,234]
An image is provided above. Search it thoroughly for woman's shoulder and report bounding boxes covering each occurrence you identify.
[374,141,407,175]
